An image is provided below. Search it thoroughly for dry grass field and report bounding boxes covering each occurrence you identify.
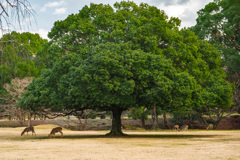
[0,125,240,160]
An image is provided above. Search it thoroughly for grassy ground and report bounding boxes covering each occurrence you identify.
[0,125,240,160]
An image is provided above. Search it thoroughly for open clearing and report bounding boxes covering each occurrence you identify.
[0,125,240,160]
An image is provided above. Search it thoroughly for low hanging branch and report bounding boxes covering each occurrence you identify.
[34,107,106,120]
[40,108,79,119]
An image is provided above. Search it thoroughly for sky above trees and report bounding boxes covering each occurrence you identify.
[29,0,213,39]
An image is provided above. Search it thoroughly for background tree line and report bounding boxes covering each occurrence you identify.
[0,31,47,121]
[191,0,240,113]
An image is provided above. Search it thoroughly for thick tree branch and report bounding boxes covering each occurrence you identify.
[0,3,8,16]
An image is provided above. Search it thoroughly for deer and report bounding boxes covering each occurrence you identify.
[172,125,179,131]
[48,127,63,138]
[21,126,36,136]
[206,124,213,130]
[179,124,188,131]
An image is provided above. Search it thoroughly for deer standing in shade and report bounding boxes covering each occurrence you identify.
[206,124,213,130]
[21,126,36,136]
[173,125,179,131]
[179,125,188,131]
[48,127,63,138]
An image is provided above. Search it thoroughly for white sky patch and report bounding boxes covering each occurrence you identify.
[54,7,67,15]
[0,27,9,37]
[40,1,66,12]
[46,1,65,7]
[38,29,49,40]
[155,0,212,27]
[178,8,196,27]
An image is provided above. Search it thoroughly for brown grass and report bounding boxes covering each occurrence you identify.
[0,125,240,160]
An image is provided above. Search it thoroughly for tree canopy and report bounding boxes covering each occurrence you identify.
[191,0,240,112]
[0,31,47,86]
[0,31,47,118]
[19,1,234,136]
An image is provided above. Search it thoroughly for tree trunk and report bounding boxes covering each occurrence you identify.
[163,113,169,129]
[152,105,158,130]
[28,112,32,127]
[141,118,145,128]
[200,113,208,126]
[106,107,126,137]
[28,118,31,127]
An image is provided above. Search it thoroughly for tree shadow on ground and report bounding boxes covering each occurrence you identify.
[13,133,221,140]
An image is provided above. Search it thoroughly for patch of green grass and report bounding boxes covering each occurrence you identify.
[173,143,189,146]
[35,125,63,130]
[135,143,154,147]
[0,145,15,149]
[212,138,240,142]
[227,158,238,160]
[124,134,216,139]
[123,125,145,131]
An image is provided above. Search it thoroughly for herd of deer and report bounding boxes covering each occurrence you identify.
[20,124,214,138]
[21,126,63,138]
[172,124,213,131]
[172,124,188,131]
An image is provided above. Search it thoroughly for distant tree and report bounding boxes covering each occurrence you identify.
[203,77,234,128]
[19,1,233,136]
[191,0,240,113]
[1,77,32,122]
[0,32,47,120]
[0,31,47,87]
[0,0,40,121]
[129,106,149,128]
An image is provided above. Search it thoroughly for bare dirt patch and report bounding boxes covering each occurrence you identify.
[0,125,240,160]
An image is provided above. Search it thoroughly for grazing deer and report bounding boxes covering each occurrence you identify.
[21,126,36,136]
[48,127,63,138]
[206,124,213,130]
[173,125,179,131]
[179,125,188,131]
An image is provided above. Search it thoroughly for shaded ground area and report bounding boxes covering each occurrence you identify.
[0,125,240,160]
[1,115,240,130]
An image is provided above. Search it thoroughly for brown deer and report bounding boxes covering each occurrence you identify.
[48,127,63,138]
[206,124,213,130]
[179,125,188,131]
[173,125,179,131]
[21,126,36,136]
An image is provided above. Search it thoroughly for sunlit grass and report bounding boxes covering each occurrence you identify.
[1,126,240,160]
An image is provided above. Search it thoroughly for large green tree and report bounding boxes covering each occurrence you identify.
[19,1,233,136]
[191,0,240,112]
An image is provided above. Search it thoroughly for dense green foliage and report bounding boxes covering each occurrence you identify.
[0,31,47,110]
[19,1,233,135]
[0,31,47,86]
[191,0,240,112]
